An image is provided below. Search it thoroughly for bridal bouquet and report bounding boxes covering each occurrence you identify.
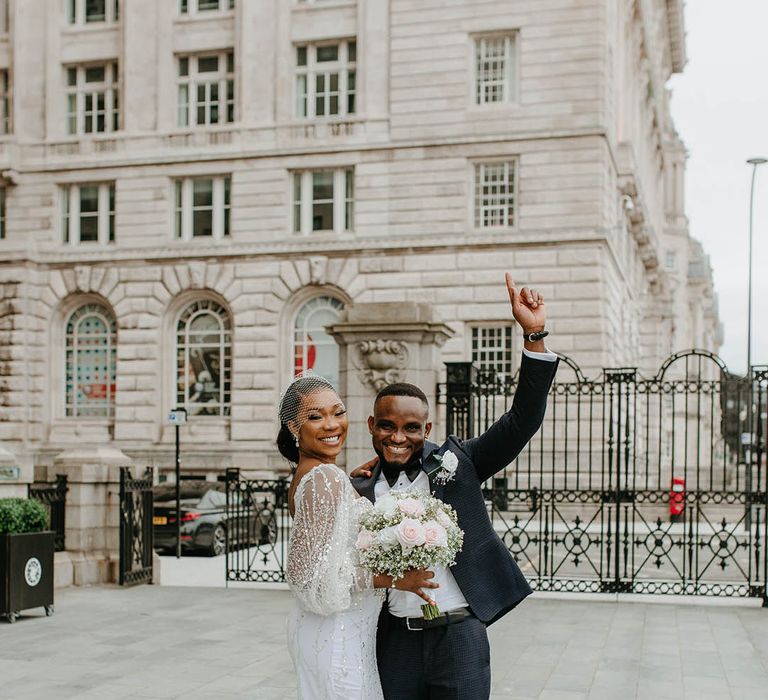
[356,490,464,619]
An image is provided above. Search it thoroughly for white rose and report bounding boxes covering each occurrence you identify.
[378,526,399,547]
[435,509,453,529]
[395,518,427,548]
[374,494,398,517]
[441,451,458,473]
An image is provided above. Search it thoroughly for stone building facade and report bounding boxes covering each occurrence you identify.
[0,0,720,480]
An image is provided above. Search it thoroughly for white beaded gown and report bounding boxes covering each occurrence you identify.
[286,463,385,699]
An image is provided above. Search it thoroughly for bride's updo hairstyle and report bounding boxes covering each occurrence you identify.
[277,374,340,464]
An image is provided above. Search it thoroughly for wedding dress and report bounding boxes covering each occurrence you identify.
[286,463,385,699]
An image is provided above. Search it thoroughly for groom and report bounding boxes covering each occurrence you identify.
[351,273,558,699]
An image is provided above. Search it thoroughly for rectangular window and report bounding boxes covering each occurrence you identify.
[67,0,120,25]
[472,326,514,379]
[295,40,356,119]
[475,34,516,105]
[177,51,235,127]
[665,250,677,272]
[292,169,353,235]
[179,0,234,15]
[474,161,516,228]
[174,176,231,241]
[0,69,10,135]
[65,62,120,135]
[60,183,116,245]
[0,188,5,240]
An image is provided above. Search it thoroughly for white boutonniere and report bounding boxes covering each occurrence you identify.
[428,450,459,485]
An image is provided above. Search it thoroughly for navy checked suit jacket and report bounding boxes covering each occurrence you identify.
[352,352,558,626]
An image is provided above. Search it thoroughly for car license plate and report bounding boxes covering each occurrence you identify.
[153,516,167,525]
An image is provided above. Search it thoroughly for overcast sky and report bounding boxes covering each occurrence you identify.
[668,0,768,374]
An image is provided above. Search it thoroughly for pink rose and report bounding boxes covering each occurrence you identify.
[396,518,427,548]
[397,497,426,518]
[356,529,375,550]
[424,521,448,548]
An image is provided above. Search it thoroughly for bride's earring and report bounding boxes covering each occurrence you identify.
[294,434,300,448]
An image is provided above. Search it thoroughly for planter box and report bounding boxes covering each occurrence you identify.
[0,531,55,623]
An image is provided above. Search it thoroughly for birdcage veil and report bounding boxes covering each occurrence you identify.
[277,371,343,438]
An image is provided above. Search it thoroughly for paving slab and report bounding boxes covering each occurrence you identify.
[1,585,767,699]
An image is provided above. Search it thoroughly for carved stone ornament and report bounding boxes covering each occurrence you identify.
[355,339,409,391]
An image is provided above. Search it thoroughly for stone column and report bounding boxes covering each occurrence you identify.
[328,303,453,469]
[51,446,134,587]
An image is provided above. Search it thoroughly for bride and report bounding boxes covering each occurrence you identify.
[279,375,437,699]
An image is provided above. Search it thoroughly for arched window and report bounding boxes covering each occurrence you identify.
[293,296,344,388]
[176,299,232,416]
[65,303,117,417]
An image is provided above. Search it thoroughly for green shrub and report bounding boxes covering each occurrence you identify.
[0,498,49,535]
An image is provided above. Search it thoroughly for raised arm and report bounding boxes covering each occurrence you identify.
[462,273,558,482]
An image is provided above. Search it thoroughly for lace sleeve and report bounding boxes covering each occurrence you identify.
[286,464,372,616]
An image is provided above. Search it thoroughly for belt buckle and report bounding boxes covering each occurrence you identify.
[405,617,423,631]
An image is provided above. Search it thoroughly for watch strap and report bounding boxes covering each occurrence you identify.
[523,329,549,342]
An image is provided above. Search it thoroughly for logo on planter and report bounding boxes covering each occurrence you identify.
[24,557,42,587]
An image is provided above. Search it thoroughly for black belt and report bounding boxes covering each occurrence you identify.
[391,608,473,631]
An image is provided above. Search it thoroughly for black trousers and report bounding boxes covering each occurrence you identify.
[377,611,491,700]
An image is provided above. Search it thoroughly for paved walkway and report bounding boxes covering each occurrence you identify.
[1,583,768,699]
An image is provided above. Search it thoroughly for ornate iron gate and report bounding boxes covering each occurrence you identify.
[119,467,153,586]
[225,469,289,583]
[441,350,768,603]
[29,474,68,552]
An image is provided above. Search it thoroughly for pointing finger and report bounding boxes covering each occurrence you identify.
[505,272,518,306]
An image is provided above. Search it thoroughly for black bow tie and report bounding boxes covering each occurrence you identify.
[382,466,422,488]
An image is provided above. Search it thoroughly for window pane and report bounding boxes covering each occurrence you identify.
[85,0,106,22]
[192,210,213,237]
[297,46,307,67]
[293,173,302,233]
[312,171,333,200]
[79,215,99,242]
[316,45,338,62]
[177,301,231,417]
[193,179,213,206]
[179,57,189,77]
[85,66,106,83]
[79,186,99,213]
[66,305,117,418]
[175,181,183,238]
[67,68,77,87]
[348,41,356,62]
[293,297,344,389]
[198,0,220,9]
[198,56,219,73]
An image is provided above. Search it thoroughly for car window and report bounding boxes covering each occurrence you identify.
[196,490,227,509]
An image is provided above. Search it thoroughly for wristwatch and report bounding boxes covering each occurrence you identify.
[523,329,549,342]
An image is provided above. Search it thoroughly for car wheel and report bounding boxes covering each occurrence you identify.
[209,524,227,557]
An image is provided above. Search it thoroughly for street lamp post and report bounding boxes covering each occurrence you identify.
[745,158,766,522]
[746,157,767,374]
